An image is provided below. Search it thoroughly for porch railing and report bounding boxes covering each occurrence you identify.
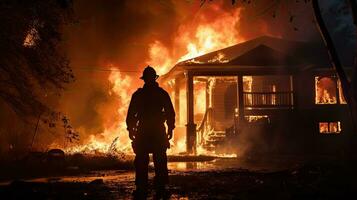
[243,91,293,108]
[196,107,214,145]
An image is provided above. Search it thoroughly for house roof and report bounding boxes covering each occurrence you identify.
[161,36,335,80]
[228,44,300,66]
[179,36,330,66]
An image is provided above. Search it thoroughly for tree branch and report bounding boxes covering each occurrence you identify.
[312,0,351,101]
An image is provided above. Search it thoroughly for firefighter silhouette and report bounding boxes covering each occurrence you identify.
[126,66,175,196]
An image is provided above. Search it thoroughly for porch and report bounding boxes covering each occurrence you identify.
[162,71,295,154]
[159,36,312,154]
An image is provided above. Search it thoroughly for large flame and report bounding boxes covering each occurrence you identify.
[147,7,243,75]
[177,8,242,62]
[65,67,135,155]
[65,5,244,156]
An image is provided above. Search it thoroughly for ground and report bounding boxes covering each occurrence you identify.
[1,156,357,199]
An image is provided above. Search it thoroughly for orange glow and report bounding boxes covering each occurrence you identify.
[243,76,253,106]
[23,27,39,47]
[208,52,229,63]
[246,115,269,123]
[319,122,329,133]
[147,41,175,75]
[194,80,207,117]
[315,77,337,104]
[178,8,242,62]
[149,7,242,156]
[64,6,245,157]
[179,87,187,126]
[64,66,190,155]
[319,122,341,134]
[147,7,243,73]
[64,66,135,155]
[168,136,186,155]
[272,85,276,105]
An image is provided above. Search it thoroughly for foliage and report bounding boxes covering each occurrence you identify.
[62,116,80,144]
[0,0,75,119]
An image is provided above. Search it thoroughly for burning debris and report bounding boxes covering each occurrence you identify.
[207,52,230,63]
[23,27,39,47]
[184,58,205,64]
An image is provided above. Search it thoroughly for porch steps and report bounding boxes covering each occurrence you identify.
[202,130,226,150]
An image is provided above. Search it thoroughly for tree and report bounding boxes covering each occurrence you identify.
[312,0,357,131]
[0,0,75,120]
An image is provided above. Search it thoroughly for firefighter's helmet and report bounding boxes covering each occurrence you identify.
[140,66,159,80]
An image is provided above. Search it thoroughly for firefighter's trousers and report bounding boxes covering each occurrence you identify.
[134,150,168,188]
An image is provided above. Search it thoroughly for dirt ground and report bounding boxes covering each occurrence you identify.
[1,157,357,199]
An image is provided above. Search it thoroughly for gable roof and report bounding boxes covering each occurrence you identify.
[228,44,300,66]
[177,36,330,67]
[160,36,336,80]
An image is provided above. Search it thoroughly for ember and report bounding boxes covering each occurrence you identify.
[23,27,39,47]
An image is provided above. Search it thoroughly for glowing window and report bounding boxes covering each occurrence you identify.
[315,76,337,104]
[319,122,341,134]
[245,115,270,123]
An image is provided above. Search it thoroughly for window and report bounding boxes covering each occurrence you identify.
[315,76,337,104]
[319,122,341,134]
[245,115,270,123]
[243,75,293,108]
[315,76,346,104]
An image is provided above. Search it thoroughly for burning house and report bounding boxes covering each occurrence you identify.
[159,36,354,155]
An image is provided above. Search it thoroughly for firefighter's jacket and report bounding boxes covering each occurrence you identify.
[126,82,175,152]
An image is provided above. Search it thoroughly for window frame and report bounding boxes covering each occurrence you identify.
[314,75,346,105]
[318,121,342,134]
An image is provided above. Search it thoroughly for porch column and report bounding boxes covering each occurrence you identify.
[237,75,245,123]
[174,77,180,125]
[186,72,196,154]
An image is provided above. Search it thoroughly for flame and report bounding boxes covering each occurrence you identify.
[315,77,337,104]
[147,7,243,73]
[146,7,242,157]
[167,136,186,155]
[194,80,207,115]
[23,27,39,47]
[65,66,191,155]
[177,8,243,62]
[147,41,175,75]
[208,52,229,63]
[64,5,245,157]
[319,122,341,134]
[65,66,135,155]
[243,76,253,108]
